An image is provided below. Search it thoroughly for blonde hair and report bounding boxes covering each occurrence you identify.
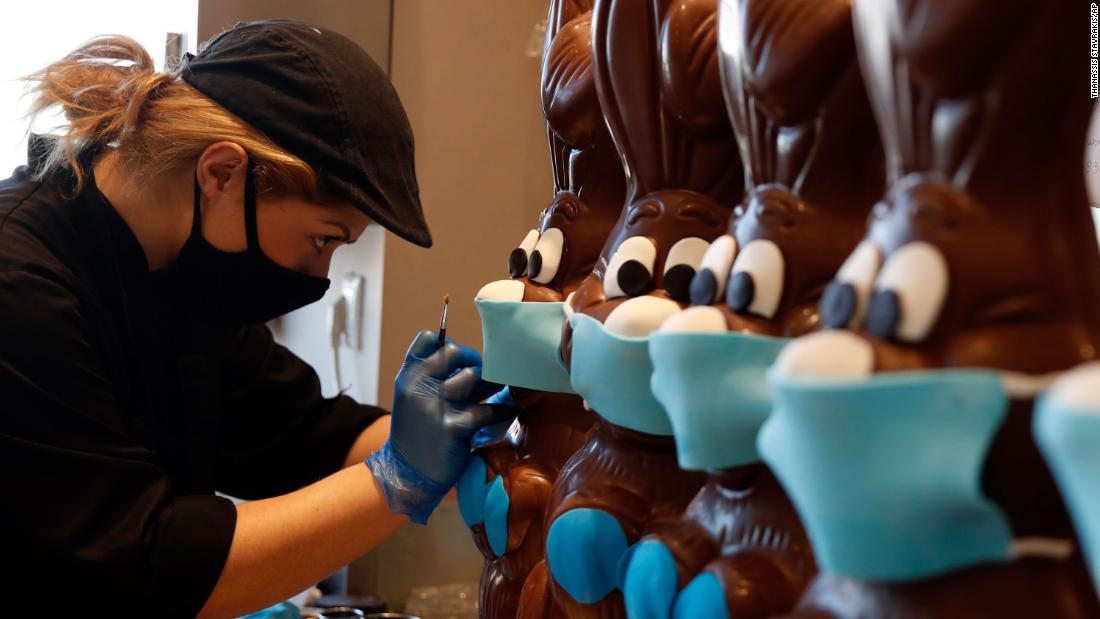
[22,35,321,198]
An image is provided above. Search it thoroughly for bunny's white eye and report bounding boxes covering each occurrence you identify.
[820,241,882,330]
[865,241,949,343]
[662,237,709,302]
[509,229,540,278]
[726,239,784,319]
[529,228,565,284]
[689,235,737,305]
[604,236,657,299]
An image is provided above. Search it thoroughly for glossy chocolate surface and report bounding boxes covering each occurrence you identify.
[647,465,816,616]
[534,1,740,617]
[470,2,612,615]
[783,1,1100,616]
[529,422,708,618]
[471,391,596,618]
[633,1,881,615]
[710,0,884,336]
[508,0,626,302]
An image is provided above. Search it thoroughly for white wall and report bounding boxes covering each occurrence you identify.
[0,1,198,174]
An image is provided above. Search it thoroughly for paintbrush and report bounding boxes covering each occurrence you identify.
[437,293,450,349]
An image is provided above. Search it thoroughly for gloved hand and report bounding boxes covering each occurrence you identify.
[367,329,512,524]
[471,386,519,448]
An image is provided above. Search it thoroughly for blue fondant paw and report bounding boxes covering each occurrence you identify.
[622,538,680,619]
[674,571,730,619]
[484,475,511,556]
[546,508,629,604]
[456,456,490,527]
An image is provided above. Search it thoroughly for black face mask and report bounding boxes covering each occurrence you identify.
[174,163,331,326]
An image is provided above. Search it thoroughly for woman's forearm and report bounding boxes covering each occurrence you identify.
[343,414,392,468]
[196,464,407,619]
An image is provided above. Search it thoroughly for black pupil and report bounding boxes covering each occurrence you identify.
[726,272,755,313]
[664,264,696,302]
[820,281,857,329]
[689,268,719,306]
[508,248,528,279]
[617,260,653,297]
[527,250,544,280]
[865,289,901,339]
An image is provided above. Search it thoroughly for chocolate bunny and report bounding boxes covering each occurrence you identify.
[458,1,624,616]
[517,0,743,616]
[758,1,1100,617]
[619,0,883,616]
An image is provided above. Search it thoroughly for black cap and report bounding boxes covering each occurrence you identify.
[181,19,432,247]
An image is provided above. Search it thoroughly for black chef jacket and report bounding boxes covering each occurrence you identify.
[0,143,388,618]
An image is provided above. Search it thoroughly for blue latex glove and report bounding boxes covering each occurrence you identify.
[367,329,511,524]
[471,386,519,448]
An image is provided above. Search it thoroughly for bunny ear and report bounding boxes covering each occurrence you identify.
[592,0,667,198]
[717,0,756,186]
[659,0,727,137]
[547,0,593,34]
[542,10,601,152]
[719,0,859,188]
[852,0,906,185]
[543,1,599,194]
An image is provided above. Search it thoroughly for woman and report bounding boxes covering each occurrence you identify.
[0,19,507,619]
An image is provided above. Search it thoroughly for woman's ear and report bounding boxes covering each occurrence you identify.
[196,141,249,199]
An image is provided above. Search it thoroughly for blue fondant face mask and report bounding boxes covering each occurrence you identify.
[569,313,673,435]
[649,331,788,470]
[1036,393,1100,594]
[475,299,574,393]
[759,368,1014,581]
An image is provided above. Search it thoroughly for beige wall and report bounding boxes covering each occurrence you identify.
[379,0,551,409]
[199,0,392,68]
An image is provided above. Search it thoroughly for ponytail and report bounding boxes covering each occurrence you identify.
[22,35,321,198]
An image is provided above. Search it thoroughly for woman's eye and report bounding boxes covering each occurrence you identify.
[509,229,540,278]
[662,237,709,302]
[604,236,657,299]
[820,241,882,330]
[313,236,341,252]
[865,241,949,343]
[689,235,738,306]
[726,239,785,319]
[529,228,565,284]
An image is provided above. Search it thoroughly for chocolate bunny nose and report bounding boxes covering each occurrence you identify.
[527,250,544,280]
[617,260,653,296]
[865,289,901,339]
[689,268,720,306]
[509,248,529,279]
[820,281,857,329]
[664,264,695,302]
[726,272,755,312]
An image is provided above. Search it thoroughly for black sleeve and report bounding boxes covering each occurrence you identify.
[0,271,236,619]
[213,323,389,500]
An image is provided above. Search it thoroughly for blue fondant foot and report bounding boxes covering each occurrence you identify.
[674,571,730,619]
[456,456,490,527]
[484,475,511,556]
[622,538,680,619]
[546,508,629,604]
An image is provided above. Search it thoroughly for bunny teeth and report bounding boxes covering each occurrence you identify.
[774,330,874,380]
[1041,362,1100,410]
[659,306,728,334]
[477,279,526,302]
[604,296,683,338]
